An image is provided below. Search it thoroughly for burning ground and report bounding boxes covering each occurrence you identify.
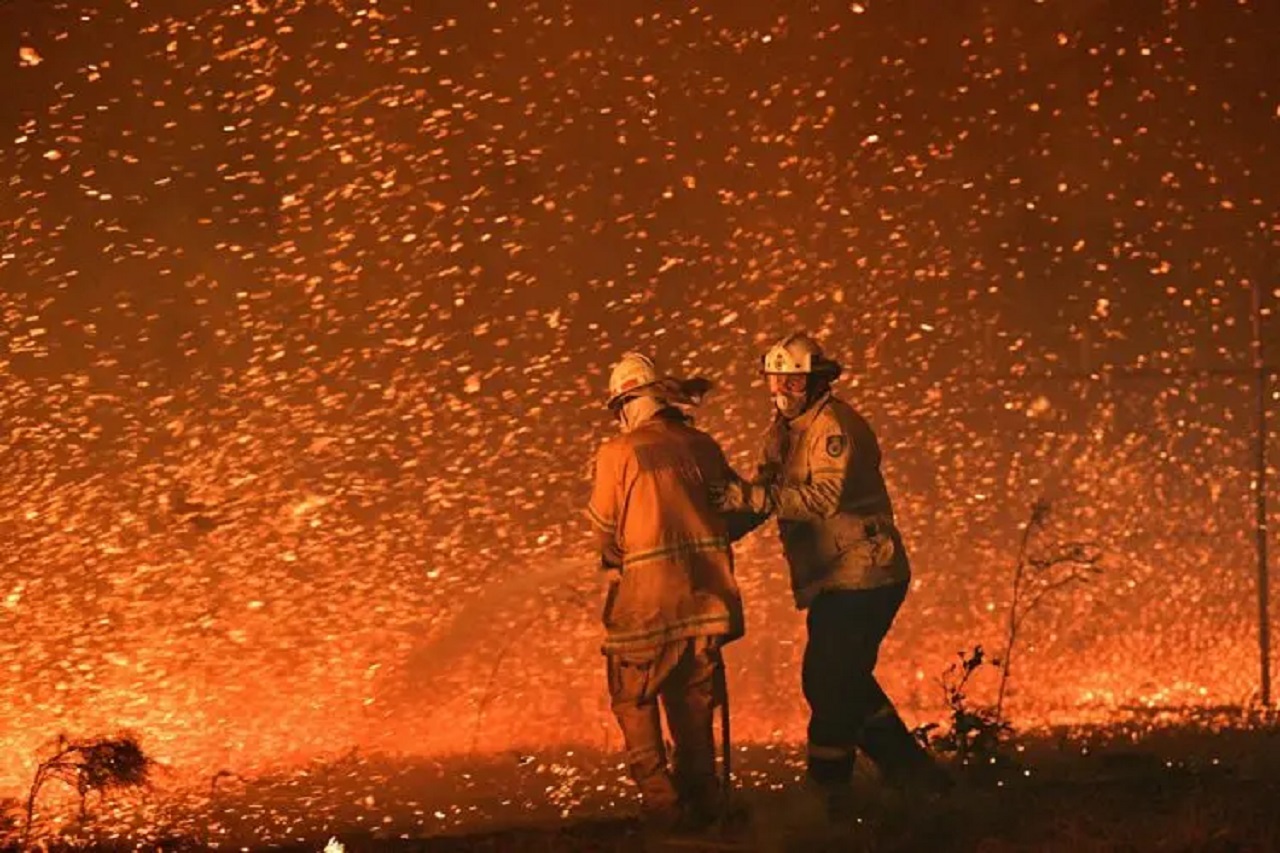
[4,715,1280,850]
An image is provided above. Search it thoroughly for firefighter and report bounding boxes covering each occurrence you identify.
[712,332,950,813]
[586,352,756,832]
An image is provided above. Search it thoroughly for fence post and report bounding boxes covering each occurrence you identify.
[1252,279,1272,707]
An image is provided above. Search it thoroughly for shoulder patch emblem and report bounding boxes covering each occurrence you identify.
[825,434,847,458]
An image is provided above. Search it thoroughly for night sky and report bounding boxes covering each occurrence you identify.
[1,0,1277,813]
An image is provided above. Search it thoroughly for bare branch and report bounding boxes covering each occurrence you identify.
[996,501,1106,729]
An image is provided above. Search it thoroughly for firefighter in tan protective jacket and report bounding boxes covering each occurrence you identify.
[586,352,756,832]
[713,332,950,813]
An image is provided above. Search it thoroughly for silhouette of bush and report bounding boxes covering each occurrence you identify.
[913,645,1013,765]
[914,500,1103,771]
[20,733,153,847]
[994,499,1102,727]
[0,797,20,849]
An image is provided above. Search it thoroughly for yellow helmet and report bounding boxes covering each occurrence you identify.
[607,352,660,408]
[761,332,842,377]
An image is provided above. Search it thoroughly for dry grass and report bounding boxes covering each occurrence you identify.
[317,766,1279,853]
[4,721,1279,852]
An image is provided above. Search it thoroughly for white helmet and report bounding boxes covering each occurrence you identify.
[607,352,661,408]
[761,332,841,378]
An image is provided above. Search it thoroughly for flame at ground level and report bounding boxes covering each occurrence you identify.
[1,520,1270,802]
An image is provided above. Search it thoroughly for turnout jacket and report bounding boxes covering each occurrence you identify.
[754,392,909,608]
[586,412,746,655]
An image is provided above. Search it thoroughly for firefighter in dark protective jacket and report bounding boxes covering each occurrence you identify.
[712,332,951,812]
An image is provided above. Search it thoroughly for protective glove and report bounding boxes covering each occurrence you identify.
[710,476,773,515]
[708,476,743,511]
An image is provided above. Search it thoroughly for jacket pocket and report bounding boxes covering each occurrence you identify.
[829,516,897,568]
[608,653,656,703]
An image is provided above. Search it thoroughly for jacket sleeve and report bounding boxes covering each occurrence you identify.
[720,451,772,543]
[703,438,771,541]
[769,418,850,521]
[586,441,625,569]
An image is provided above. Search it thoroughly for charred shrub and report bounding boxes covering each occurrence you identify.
[913,645,1013,767]
[913,499,1102,779]
[21,733,154,847]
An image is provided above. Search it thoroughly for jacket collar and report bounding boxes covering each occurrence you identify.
[625,401,691,434]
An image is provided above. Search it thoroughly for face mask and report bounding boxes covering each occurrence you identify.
[616,395,664,432]
[769,374,809,418]
[774,392,805,417]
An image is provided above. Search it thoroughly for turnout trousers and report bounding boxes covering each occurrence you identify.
[802,581,937,789]
[607,637,723,819]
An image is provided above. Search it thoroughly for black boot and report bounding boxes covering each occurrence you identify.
[672,770,722,834]
[860,712,953,799]
[807,751,859,821]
